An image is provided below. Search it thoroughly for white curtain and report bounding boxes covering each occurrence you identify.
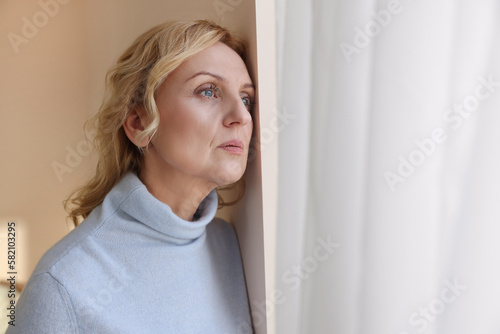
[275,0,500,333]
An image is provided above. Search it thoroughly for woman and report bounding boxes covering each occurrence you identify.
[9,20,255,333]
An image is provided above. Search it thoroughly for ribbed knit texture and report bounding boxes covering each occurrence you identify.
[7,173,252,334]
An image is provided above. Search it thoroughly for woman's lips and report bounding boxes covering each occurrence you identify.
[218,139,244,155]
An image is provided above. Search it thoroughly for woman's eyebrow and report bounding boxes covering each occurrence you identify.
[242,83,255,90]
[185,71,223,82]
[186,71,255,90]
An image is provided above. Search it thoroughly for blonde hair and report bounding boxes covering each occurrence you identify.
[65,20,248,226]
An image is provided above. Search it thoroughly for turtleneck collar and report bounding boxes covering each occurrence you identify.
[109,172,218,241]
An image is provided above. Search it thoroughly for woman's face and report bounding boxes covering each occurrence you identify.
[145,42,254,188]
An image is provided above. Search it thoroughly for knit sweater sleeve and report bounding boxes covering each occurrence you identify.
[6,272,78,334]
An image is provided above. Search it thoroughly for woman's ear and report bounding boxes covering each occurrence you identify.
[123,108,150,148]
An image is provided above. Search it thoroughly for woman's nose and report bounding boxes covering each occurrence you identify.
[223,95,253,127]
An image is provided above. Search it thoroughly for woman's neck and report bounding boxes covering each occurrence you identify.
[139,162,216,221]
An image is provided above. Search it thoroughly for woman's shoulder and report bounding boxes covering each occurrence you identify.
[31,206,106,279]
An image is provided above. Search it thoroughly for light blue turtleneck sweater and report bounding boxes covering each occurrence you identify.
[7,173,252,333]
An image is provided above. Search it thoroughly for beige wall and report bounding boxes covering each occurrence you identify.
[1,0,277,332]
[1,0,93,285]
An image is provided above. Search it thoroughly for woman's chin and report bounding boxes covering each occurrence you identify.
[216,175,242,188]
[209,163,245,185]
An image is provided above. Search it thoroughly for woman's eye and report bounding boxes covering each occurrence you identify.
[241,96,255,111]
[196,84,218,99]
[201,89,215,98]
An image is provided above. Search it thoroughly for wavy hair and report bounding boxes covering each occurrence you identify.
[64,20,249,226]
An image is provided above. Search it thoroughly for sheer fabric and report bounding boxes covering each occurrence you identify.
[276,0,500,333]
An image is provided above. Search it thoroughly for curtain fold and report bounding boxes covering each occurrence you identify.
[276,0,500,333]
[275,0,313,332]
